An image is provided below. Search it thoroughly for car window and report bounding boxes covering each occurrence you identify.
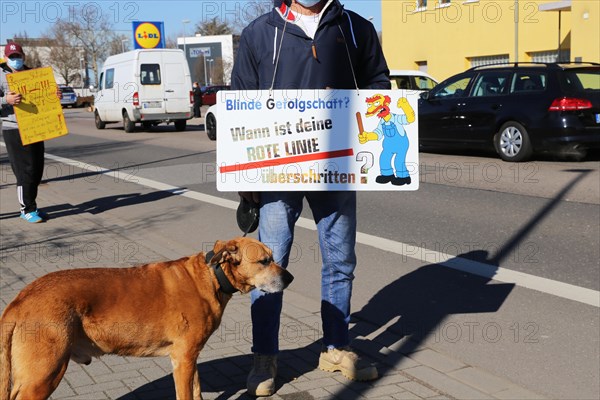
[562,70,600,93]
[511,72,546,93]
[391,76,411,90]
[105,68,114,89]
[472,72,510,97]
[61,87,75,93]
[141,64,161,85]
[415,76,436,90]
[431,75,471,99]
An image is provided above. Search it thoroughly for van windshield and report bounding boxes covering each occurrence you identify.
[141,64,161,85]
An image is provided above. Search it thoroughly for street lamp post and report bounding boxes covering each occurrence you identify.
[79,58,84,90]
[182,19,190,58]
[207,59,213,85]
[203,54,208,86]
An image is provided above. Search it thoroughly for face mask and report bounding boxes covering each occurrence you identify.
[295,0,322,8]
[7,58,24,70]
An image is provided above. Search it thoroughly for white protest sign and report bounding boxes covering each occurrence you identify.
[216,89,419,191]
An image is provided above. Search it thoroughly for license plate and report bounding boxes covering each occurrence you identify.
[143,101,162,109]
[596,113,600,124]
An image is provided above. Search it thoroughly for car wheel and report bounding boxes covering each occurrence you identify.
[494,121,533,162]
[94,110,106,129]
[206,113,216,140]
[123,111,135,133]
[174,120,187,131]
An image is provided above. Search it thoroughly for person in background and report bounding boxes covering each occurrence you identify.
[1,42,61,223]
[231,0,390,396]
[192,81,203,118]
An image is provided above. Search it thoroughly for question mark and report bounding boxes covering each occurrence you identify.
[356,151,374,184]
[344,97,350,108]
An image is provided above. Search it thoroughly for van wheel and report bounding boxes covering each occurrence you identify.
[174,120,187,131]
[206,113,216,140]
[494,121,533,162]
[123,111,135,133]
[95,110,106,129]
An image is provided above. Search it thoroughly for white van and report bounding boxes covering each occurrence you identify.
[94,49,193,132]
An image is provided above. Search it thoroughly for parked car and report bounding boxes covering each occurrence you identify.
[201,85,230,106]
[205,105,217,140]
[418,62,600,161]
[389,70,438,92]
[59,85,78,108]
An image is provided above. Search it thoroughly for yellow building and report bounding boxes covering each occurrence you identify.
[382,0,600,82]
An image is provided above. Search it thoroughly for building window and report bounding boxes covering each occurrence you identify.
[529,50,571,63]
[438,0,451,7]
[417,0,427,10]
[469,54,509,67]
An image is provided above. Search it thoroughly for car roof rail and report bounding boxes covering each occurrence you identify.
[467,61,600,72]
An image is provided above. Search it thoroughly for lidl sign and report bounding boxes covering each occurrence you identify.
[132,21,165,49]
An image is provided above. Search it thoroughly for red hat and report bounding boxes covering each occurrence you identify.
[4,43,24,57]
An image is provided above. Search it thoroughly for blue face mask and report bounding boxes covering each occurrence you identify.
[7,58,24,70]
[295,0,322,7]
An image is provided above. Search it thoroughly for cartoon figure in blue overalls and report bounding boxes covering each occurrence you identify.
[359,94,415,185]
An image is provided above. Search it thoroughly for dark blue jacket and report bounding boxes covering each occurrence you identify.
[231,0,390,91]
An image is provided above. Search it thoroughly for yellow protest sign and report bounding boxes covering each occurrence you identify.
[6,67,68,145]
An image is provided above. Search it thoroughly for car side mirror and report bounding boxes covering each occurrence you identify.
[420,91,430,100]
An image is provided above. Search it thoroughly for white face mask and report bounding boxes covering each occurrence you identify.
[295,0,322,7]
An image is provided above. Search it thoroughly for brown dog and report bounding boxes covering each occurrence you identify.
[0,237,293,400]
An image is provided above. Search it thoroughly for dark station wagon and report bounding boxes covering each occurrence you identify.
[419,62,600,161]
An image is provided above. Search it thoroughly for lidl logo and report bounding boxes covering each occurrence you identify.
[132,22,165,49]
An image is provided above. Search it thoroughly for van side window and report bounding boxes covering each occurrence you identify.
[98,72,104,90]
[141,64,161,85]
[105,69,115,89]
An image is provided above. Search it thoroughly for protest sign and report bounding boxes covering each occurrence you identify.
[216,89,419,191]
[7,67,68,145]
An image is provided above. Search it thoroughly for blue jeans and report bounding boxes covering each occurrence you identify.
[251,191,357,354]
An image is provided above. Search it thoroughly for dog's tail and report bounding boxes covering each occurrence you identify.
[0,319,15,400]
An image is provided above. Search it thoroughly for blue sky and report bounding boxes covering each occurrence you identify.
[0,1,382,43]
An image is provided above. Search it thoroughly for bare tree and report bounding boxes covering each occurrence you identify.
[56,6,121,87]
[43,26,82,87]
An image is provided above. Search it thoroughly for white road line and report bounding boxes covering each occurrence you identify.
[16,150,600,308]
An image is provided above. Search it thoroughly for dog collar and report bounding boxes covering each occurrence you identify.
[205,251,238,295]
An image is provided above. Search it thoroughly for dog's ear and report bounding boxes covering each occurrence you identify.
[210,239,239,265]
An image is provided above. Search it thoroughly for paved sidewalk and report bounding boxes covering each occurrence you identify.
[0,152,546,400]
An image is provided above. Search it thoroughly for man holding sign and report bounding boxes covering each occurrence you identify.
[1,42,62,223]
[232,0,390,396]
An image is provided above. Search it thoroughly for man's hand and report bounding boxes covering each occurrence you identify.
[6,91,22,105]
[358,131,378,144]
[56,87,62,100]
[239,192,260,204]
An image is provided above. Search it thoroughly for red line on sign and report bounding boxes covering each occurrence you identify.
[219,148,355,173]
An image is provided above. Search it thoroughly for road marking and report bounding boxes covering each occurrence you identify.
[17,149,600,308]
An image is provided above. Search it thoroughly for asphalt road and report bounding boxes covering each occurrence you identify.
[33,108,600,399]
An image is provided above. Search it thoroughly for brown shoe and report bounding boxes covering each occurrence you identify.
[247,353,277,397]
[319,346,378,381]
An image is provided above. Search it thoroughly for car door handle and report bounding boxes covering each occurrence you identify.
[165,90,174,93]
[491,104,501,110]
